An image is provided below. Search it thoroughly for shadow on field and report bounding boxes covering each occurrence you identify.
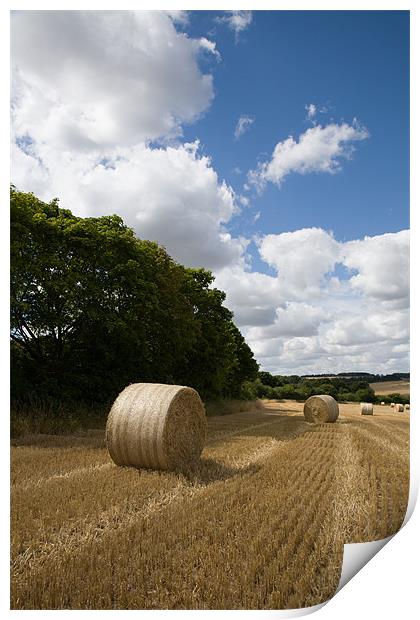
[182,457,261,486]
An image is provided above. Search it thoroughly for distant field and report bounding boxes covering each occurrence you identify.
[370,380,410,395]
[11,400,409,610]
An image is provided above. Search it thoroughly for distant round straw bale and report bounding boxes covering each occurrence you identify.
[395,403,404,413]
[303,395,339,423]
[405,404,410,411]
[380,401,385,406]
[391,402,395,408]
[106,383,207,471]
[360,402,373,415]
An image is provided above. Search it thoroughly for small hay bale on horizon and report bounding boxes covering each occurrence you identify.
[391,402,395,407]
[380,401,385,405]
[360,402,373,415]
[303,395,339,424]
[405,404,410,411]
[106,383,207,471]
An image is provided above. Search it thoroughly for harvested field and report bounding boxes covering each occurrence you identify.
[369,380,410,395]
[10,400,410,610]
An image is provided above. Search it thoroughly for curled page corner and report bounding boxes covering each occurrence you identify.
[335,471,417,597]
[267,601,326,618]
[336,535,393,593]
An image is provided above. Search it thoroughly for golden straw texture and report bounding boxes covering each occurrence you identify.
[106,383,207,471]
[303,395,339,424]
[395,404,404,413]
[360,402,373,415]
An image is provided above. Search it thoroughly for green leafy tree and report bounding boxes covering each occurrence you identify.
[258,371,278,387]
[226,324,259,398]
[355,387,375,403]
[11,189,258,404]
[175,269,258,399]
[11,189,180,399]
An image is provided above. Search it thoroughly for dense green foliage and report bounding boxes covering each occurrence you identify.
[248,371,410,404]
[10,189,258,404]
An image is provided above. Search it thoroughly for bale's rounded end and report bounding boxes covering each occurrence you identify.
[106,383,207,471]
[163,387,206,471]
[303,395,339,424]
[395,403,404,412]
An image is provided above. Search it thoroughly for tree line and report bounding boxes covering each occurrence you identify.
[250,372,410,405]
[10,188,258,405]
[302,372,409,382]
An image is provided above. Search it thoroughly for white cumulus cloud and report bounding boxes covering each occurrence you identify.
[342,230,409,304]
[248,302,327,340]
[234,115,255,140]
[218,11,253,37]
[198,37,222,61]
[11,11,218,148]
[305,103,317,120]
[249,121,369,190]
[215,228,409,374]
[324,308,409,347]
[257,228,341,298]
[215,266,281,327]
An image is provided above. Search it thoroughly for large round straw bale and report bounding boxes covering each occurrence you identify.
[405,404,410,411]
[106,383,207,471]
[360,402,373,415]
[395,403,404,413]
[303,395,339,423]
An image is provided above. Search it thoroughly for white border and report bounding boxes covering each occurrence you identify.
[2,2,417,618]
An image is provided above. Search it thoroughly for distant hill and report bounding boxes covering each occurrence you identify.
[303,372,409,382]
[370,380,410,395]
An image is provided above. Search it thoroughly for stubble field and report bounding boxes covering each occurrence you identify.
[11,400,410,610]
[369,380,410,395]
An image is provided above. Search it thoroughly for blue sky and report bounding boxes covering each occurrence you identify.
[11,10,410,374]
[184,11,409,247]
